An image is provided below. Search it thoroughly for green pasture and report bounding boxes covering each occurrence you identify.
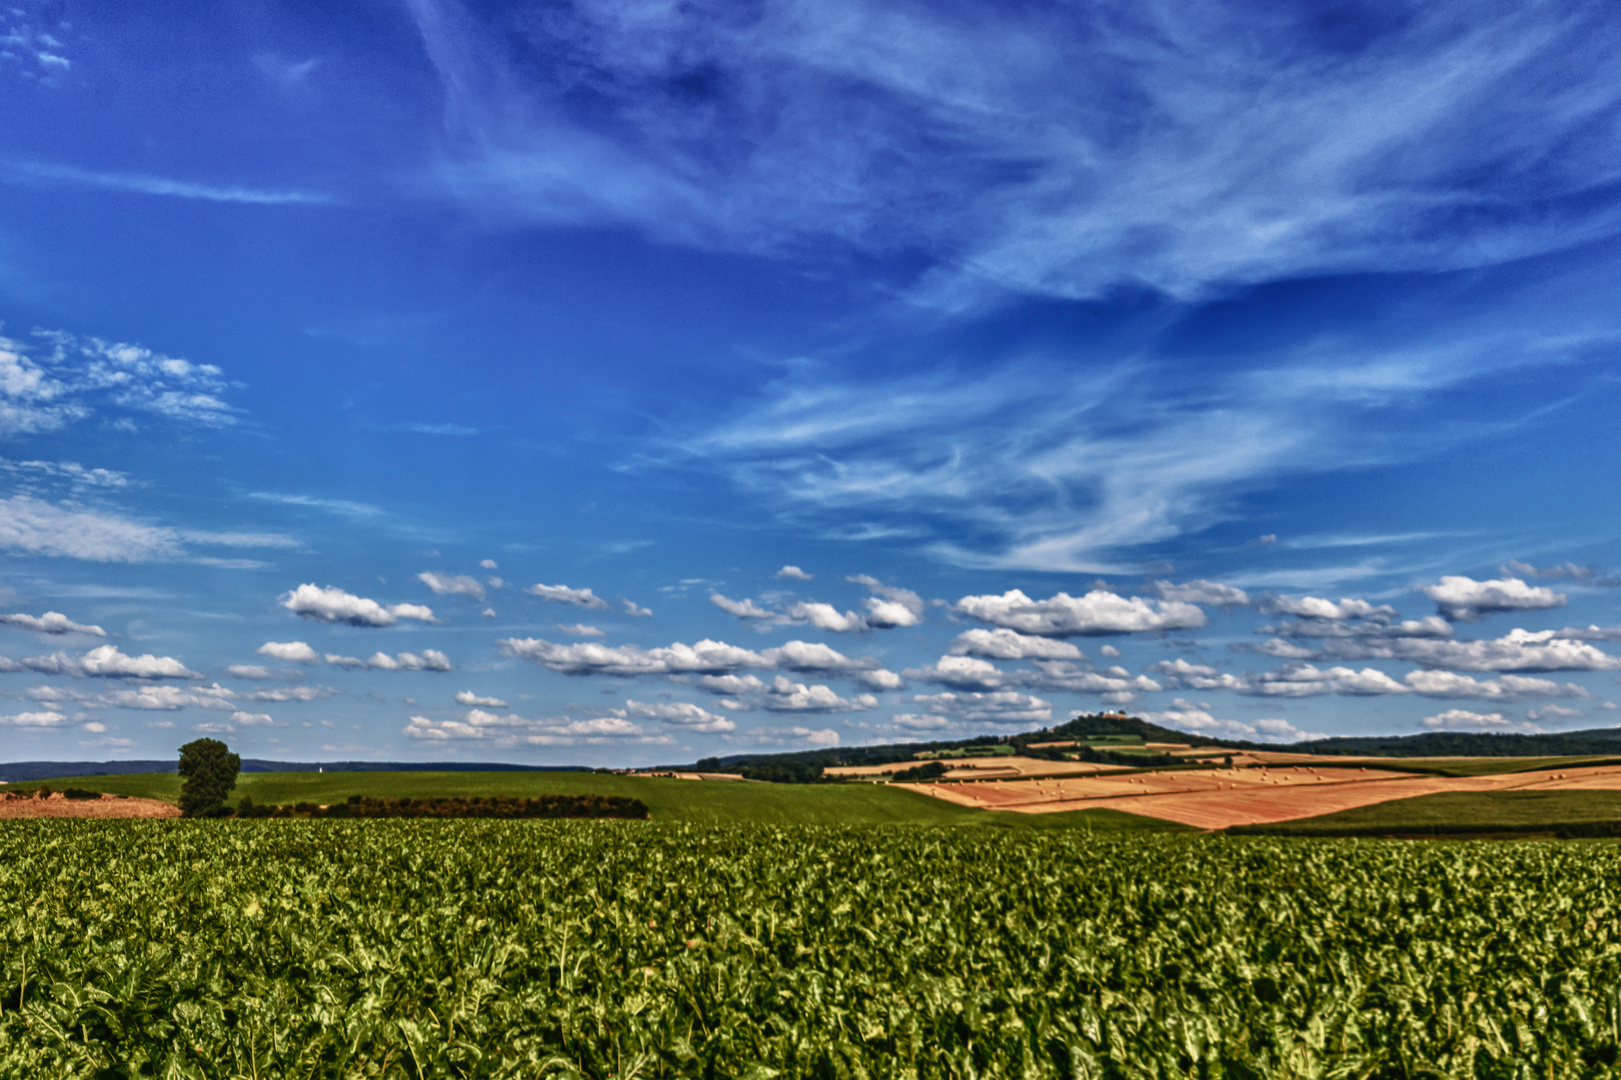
[29,769,1183,829]
[1235,789,1621,837]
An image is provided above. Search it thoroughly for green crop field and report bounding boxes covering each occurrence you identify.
[5,822,1621,1077]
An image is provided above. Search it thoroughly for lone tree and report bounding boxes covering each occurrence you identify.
[177,738,241,817]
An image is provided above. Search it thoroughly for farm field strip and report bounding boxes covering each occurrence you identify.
[906,763,1621,828]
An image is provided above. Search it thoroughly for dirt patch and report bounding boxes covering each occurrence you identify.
[0,792,180,819]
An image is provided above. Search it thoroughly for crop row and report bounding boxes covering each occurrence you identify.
[3,822,1621,1077]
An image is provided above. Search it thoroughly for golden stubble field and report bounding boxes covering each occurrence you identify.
[898,760,1621,829]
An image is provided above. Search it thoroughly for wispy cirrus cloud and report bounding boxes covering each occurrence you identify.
[408,0,1621,302]
[3,161,335,206]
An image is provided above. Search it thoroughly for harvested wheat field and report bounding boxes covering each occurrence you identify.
[900,763,1621,829]
[0,792,180,819]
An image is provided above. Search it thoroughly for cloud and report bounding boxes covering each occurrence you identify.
[227,664,278,680]
[1527,704,1586,722]
[6,162,333,206]
[1421,576,1565,622]
[957,589,1205,636]
[417,571,486,600]
[101,683,236,711]
[854,668,904,691]
[526,583,612,610]
[1154,580,1249,607]
[1421,709,1540,734]
[623,600,653,617]
[1140,699,1324,743]
[1260,595,1398,620]
[784,601,869,633]
[556,623,604,637]
[1552,625,1621,641]
[1504,560,1621,585]
[411,0,1621,302]
[1316,628,1621,672]
[904,654,1157,700]
[455,691,508,707]
[500,636,767,676]
[21,644,199,680]
[0,710,68,727]
[256,640,320,664]
[847,575,925,628]
[402,708,670,745]
[248,686,338,703]
[0,496,184,561]
[1234,664,1412,698]
[776,565,813,580]
[1144,658,1246,691]
[281,584,437,627]
[229,711,278,727]
[908,690,1051,724]
[620,699,734,733]
[1401,670,1590,703]
[949,628,1083,660]
[363,650,453,672]
[323,654,367,669]
[713,576,923,632]
[757,676,877,713]
[0,611,105,635]
[710,593,775,619]
[732,726,841,747]
[1257,615,1454,640]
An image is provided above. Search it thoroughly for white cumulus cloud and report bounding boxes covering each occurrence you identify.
[775,565,813,580]
[256,640,319,664]
[0,611,105,635]
[1154,580,1249,607]
[281,584,437,627]
[949,627,1084,660]
[417,571,486,600]
[22,644,199,680]
[957,588,1206,636]
[455,691,508,707]
[1422,575,1565,622]
[527,583,611,610]
[1421,709,1539,733]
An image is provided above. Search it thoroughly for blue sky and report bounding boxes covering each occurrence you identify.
[2,0,1620,764]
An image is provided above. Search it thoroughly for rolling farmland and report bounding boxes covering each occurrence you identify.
[5,820,1621,1077]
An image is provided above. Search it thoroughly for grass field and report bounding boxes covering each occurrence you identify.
[1233,789,1621,836]
[29,770,1184,829]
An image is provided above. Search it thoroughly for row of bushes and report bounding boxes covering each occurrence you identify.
[235,794,650,820]
[3,786,103,801]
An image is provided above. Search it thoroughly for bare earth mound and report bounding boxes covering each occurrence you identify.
[0,792,181,820]
[900,763,1621,830]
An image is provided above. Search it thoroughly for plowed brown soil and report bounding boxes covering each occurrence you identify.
[0,792,180,819]
[899,763,1621,829]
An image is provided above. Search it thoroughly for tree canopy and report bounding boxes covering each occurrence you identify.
[177,738,241,817]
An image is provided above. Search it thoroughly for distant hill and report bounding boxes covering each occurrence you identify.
[0,760,586,783]
[674,713,1621,772]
